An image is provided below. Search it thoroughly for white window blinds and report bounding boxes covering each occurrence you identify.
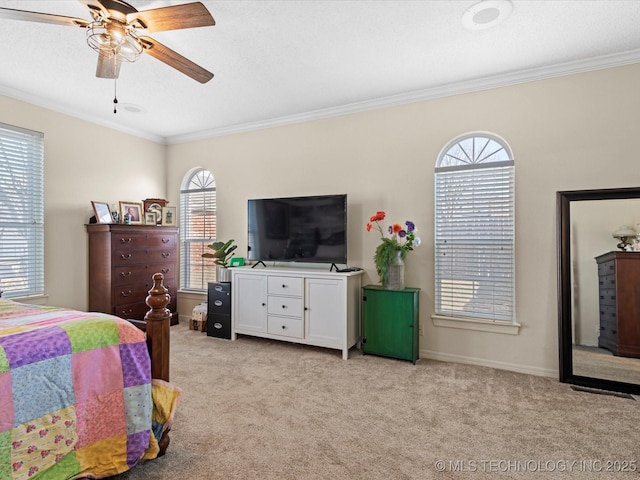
[434,134,515,322]
[180,168,217,290]
[0,123,44,298]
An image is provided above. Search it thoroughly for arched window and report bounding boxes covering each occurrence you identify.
[180,168,217,291]
[434,133,515,324]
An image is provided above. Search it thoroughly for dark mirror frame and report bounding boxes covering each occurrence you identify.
[557,186,640,395]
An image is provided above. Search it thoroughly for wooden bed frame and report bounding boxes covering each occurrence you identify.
[0,272,173,457]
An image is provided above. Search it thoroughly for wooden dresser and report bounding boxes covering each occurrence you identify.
[87,224,179,324]
[595,251,640,358]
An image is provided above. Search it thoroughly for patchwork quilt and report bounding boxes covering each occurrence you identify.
[0,299,173,479]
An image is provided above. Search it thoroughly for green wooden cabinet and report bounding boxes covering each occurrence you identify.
[361,285,420,364]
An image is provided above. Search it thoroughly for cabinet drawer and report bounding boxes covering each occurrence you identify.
[112,248,175,266]
[268,276,303,297]
[268,295,303,317]
[598,274,616,289]
[113,263,175,286]
[112,233,176,250]
[599,304,617,323]
[599,288,616,306]
[113,281,177,308]
[597,260,615,277]
[268,316,303,338]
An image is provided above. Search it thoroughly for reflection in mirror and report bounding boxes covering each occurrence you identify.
[571,200,640,385]
[558,188,640,395]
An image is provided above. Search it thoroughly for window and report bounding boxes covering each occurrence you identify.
[434,133,515,326]
[180,168,217,291]
[0,123,44,298]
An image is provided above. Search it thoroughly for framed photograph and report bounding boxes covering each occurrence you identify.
[144,211,157,225]
[119,201,143,225]
[91,201,113,224]
[162,206,176,226]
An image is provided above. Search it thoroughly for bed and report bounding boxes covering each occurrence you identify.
[0,273,179,479]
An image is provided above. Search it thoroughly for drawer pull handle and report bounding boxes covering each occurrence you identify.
[612,329,617,334]
[121,290,132,297]
[281,325,286,330]
[120,238,132,243]
[282,284,286,288]
[162,238,170,243]
[120,271,132,277]
[120,309,133,317]
[121,253,132,260]
[160,268,169,274]
[214,300,223,307]
[262,303,266,307]
[281,305,287,309]
[162,253,170,258]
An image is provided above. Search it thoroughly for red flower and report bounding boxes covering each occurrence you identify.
[366,223,372,232]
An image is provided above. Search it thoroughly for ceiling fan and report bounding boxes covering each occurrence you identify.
[0,0,215,83]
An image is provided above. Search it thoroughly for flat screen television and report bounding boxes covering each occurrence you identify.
[247,194,347,264]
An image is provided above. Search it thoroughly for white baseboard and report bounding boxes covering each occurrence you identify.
[420,348,558,378]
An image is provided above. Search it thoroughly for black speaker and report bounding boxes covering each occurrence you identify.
[207,282,231,339]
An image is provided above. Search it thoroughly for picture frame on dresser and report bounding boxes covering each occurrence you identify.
[119,201,143,225]
[91,201,113,224]
[144,211,157,225]
[162,206,176,226]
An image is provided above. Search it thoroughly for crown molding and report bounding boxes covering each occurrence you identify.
[167,48,640,145]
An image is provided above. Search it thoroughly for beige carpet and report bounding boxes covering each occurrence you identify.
[116,322,640,479]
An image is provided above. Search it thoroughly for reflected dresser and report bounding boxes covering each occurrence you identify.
[595,251,640,358]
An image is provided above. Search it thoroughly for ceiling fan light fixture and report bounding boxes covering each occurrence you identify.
[462,0,513,31]
[86,21,142,62]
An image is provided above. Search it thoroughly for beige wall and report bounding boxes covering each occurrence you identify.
[0,96,166,310]
[3,62,640,377]
[166,63,640,377]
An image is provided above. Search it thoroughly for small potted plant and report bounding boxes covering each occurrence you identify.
[202,239,237,282]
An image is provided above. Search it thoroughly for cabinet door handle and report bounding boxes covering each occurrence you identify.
[281,325,286,330]
[261,302,266,307]
[121,253,132,260]
[282,284,287,288]
[120,237,132,243]
[281,305,287,309]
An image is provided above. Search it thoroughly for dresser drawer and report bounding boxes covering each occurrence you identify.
[599,304,617,323]
[267,295,303,317]
[598,288,616,306]
[598,274,616,289]
[268,276,303,297]
[597,259,615,277]
[112,248,175,266]
[113,280,177,308]
[113,263,176,286]
[268,316,303,338]
[112,233,177,250]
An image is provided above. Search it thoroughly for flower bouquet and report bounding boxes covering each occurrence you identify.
[366,211,420,288]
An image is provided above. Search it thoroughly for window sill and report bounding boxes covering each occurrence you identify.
[7,294,49,305]
[431,314,521,335]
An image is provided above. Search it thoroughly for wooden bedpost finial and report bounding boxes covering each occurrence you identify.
[144,273,171,384]
[145,273,171,314]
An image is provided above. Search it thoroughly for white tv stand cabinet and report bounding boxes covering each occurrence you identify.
[230,266,364,359]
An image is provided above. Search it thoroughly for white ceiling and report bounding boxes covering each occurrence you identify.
[1,0,640,144]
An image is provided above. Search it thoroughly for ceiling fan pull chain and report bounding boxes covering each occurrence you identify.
[113,79,118,114]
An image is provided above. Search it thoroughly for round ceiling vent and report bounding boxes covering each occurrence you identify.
[462,0,513,30]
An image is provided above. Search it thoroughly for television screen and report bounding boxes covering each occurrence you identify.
[247,194,347,264]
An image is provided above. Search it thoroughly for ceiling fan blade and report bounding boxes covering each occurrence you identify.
[128,3,214,33]
[96,53,121,79]
[139,36,213,84]
[0,7,89,27]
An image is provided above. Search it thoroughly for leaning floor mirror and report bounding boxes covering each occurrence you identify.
[557,187,640,395]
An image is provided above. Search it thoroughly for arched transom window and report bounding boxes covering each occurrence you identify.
[434,133,515,324]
